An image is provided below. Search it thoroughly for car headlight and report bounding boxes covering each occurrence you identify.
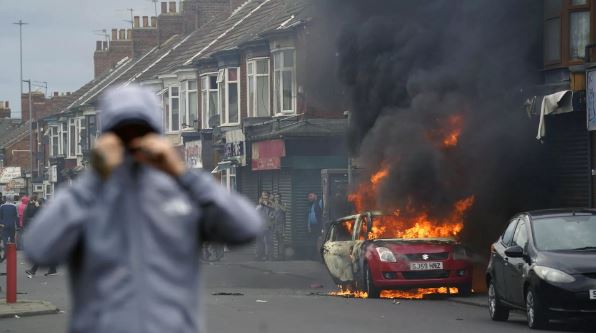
[453,246,468,260]
[533,266,575,284]
[375,247,397,263]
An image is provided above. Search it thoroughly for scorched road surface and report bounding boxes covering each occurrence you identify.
[0,250,591,333]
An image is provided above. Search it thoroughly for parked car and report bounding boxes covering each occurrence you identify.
[486,209,596,329]
[321,212,473,298]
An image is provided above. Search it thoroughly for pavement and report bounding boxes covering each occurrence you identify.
[0,249,592,333]
[0,300,59,319]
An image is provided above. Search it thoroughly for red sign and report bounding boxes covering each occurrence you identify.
[252,139,285,171]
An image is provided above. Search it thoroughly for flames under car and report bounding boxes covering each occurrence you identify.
[321,212,473,298]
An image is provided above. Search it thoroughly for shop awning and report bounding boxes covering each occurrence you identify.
[536,90,573,140]
[211,161,233,174]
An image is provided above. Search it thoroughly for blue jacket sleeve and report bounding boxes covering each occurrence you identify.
[177,170,264,245]
[24,172,101,265]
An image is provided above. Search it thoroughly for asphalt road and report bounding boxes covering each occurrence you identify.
[0,249,592,333]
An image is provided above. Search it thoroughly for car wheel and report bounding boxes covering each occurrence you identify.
[488,280,509,321]
[364,263,381,298]
[458,284,472,297]
[526,288,549,329]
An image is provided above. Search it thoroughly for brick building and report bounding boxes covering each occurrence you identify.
[0,101,11,119]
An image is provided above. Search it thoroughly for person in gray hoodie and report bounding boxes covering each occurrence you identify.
[24,85,263,333]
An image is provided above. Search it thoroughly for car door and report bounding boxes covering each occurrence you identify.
[322,217,357,283]
[492,217,518,300]
[504,217,530,306]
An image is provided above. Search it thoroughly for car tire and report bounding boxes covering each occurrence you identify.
[364,263,381,298]
[488,280,509,321]
[526,288,549,329]
[458,284,472,297]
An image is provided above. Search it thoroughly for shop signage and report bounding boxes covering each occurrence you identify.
[0,167,21,184]
[185,140,203,169]
[224,129,246,166]
[252,139,285,171]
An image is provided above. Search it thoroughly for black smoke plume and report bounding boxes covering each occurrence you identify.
[313,0,553,250]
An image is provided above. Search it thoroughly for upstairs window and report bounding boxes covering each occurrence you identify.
[76,117,86,155]
[68,118,77,158]
[218,67,240,126]
[273,49,296,115]
[61,122,67,157]
[544,0,562,64]
[184,80,198,129]
[168,86,180,132]
[544,0,592,66]
[201,74,218,129]
[247,58,271,117]
[49,125,59,157]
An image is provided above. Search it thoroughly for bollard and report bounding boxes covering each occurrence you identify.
[6,242,17,303]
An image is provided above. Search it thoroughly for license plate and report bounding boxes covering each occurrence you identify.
[590,290,596,300]
[410,262,443,271]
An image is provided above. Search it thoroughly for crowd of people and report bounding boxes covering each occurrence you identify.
[255,191,287,261]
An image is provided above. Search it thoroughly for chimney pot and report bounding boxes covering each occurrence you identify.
[119,29,126,40]
[143,16,149,28]
[102,41,108,50]
[5,101,9,108]
[53,92,59,97]
[134,16,140,28]
[111,28,118,40]
[161,2,168,14]
[169,1,176,13]
[151,16,157,27]
[127,29,132,40]
[96,41,102,51]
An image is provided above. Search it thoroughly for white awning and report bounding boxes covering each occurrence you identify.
[211,161,233,174]
[536,90,573,140]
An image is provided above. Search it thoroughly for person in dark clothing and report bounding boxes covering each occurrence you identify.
[0,195,18,262]
[306,192,323,259]
[24,196,57,277]
[271,192,287,260]
[255,191,274,260]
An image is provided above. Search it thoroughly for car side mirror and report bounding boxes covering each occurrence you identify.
[504,245,524,258]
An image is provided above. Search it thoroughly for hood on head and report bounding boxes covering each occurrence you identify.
[99,85,163,134]
[21,196,29,204]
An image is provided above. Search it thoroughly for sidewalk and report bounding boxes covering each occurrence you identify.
[0,300,59,319]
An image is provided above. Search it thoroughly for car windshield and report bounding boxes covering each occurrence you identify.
[533,215,596,251]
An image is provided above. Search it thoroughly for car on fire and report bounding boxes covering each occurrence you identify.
[486,209,596,329]
[321,212,473,298]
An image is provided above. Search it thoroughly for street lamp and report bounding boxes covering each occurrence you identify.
[13,20,28,119]
[23,79,33,195]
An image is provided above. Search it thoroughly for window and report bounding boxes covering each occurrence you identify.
[167,86,180,132]
[501,218,519,246]
[544,0,593,66]
[68,118,77,158]
[333,219,355,241]
[513,221,529,249]
[61,122,68,156]
[273,49,296,115]
[162,89,170,132]
[201,74,218,129]
[218,68,240,126]
[247,58,270,117]
[76,117,86,155]
[219,167,237,192]
[183,80,198,129]
[49,125,59,157]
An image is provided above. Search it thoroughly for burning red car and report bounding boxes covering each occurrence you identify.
[321,212,473,298]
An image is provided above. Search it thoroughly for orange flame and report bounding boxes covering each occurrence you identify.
[329,287,460,299]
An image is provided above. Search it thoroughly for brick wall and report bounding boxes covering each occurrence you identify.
[21,93,72,122]
[4,135,31,173]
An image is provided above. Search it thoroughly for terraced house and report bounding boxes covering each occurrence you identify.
[37,0,348,258]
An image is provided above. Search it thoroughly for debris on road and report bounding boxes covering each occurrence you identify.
[256,300,268,303]
[212,292,244,296]
[310,283,324,289]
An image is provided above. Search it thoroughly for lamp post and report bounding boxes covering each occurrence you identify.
[23,79,33,195]
[13,20,28,118]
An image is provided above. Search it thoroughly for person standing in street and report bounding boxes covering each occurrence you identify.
[24,196,57,277]
[24,86,263,333]
[255,191,274,260]
[0,195,18,262]
[16,195,29,250]
[306,192,323,259]
[271,192,287,260]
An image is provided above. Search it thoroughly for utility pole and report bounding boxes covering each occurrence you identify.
[13,20,28,119]
[23,79,33,195]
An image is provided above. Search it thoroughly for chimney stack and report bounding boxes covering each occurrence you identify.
[134,16,140,28]
[96,41,102,51]
[169,1,176,13]
[5,101,9,108]
[143,16,149,27]
[151,16,157,27]
[127,29,132,40]
[102,41,108,50]
[53,92,59,97]
[119,29,126,40]
[111,28,118,40]
[161,2,168,14]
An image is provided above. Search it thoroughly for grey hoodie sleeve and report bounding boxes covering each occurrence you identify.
[177,170,264,244]
[24,172,100,265]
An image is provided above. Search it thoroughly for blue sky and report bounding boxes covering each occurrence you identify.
[0,0,160,118]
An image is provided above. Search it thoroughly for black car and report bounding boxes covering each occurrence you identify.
[486,209,596,329]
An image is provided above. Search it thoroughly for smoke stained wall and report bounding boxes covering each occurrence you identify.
[314,0,553,251]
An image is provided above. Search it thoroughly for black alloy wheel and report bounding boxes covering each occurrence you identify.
[488,280,509,321]
[526,288,549,329]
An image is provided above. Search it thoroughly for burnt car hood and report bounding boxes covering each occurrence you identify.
[373,239,454,254]
[536,251,596,275]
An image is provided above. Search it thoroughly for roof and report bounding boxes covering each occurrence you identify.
[526,209,596,219]
[0,120,31,148]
